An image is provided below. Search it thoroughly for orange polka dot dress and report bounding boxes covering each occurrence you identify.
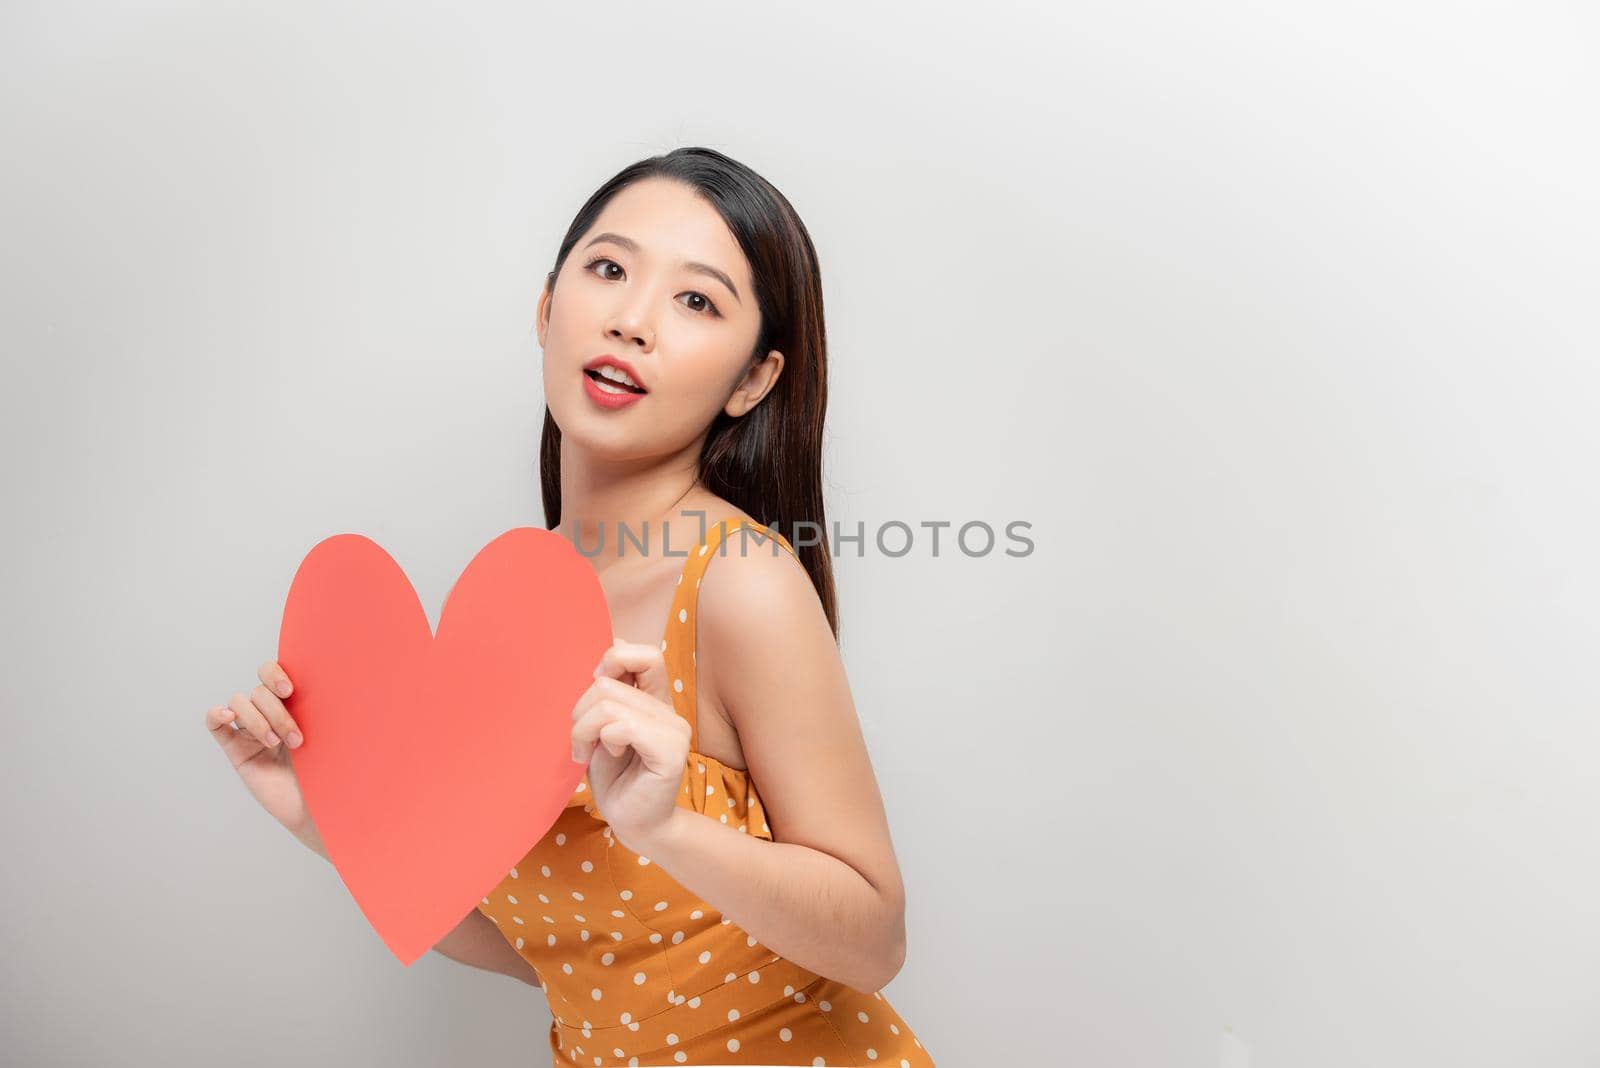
[475,516,936,1067]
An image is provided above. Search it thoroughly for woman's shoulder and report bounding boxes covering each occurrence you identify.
[697,521,816,634]
[679,492,753,533]
[673,492,805,594]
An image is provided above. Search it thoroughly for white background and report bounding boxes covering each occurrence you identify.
[3,2,1597,1065]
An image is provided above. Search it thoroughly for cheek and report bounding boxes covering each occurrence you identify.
[543,285,589,358]
[656,353,743,423]
[539,288,599,389]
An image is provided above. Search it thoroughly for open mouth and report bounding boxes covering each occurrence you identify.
[584,369,647,395]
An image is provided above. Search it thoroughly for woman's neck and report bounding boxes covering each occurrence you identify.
[556,441,721,576]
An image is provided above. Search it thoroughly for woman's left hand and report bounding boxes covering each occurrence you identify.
[571,637,691,853]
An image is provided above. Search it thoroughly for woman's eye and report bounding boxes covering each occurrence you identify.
[681,292,719,316]
[583,256,721,318]
[585,256,624,281]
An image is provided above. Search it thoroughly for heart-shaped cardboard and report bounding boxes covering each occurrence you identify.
[277,527,611,965]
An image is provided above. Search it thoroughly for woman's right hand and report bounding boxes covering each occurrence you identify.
[205,660,324,856]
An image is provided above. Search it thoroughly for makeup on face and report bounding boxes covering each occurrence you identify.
[582,354,649,410]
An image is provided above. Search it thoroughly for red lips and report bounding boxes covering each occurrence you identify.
[583,354,647,393]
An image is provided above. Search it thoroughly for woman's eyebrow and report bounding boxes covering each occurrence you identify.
[583,231,742,306]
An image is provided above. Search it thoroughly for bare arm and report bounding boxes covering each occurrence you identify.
[633,531,908,992]
[431,908,544,987]
[297,824,540,987]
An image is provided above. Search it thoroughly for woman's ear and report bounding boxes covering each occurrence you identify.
[535,276,554,348]
[726,350,785,417]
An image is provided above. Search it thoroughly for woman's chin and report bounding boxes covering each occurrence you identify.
[552,409,651,459]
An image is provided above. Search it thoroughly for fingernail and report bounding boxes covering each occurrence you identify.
[287,731,303,748]
[277,681,291,697]
[265,731,281,747]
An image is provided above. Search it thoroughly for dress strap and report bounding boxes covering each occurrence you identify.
[661,516,800,753]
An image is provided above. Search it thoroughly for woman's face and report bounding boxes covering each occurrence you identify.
[537,177,782,462]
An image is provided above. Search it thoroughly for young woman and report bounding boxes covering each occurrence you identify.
[207,147,935,1067]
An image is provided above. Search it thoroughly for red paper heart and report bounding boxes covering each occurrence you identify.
[277,528,611,965]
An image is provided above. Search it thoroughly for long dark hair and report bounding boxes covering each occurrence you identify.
[537,147,837,639]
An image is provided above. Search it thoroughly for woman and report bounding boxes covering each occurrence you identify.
[207,147,935,1067]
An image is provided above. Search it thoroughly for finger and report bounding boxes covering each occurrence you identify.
[250,682,304,749]
[205,703,240,740]
[572,698,687,775]
[572,697,641,765]
[568,674,638,722]
[593,639,663,677]
[570,675,658,724]
[594,641,674,700]
[257,660,294,700]
[207,703,267,765]
[228,690,278,749]
[569,675,614,725]
[571,696,623,764]
[597,719,635,760]
[600,709,688,775]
